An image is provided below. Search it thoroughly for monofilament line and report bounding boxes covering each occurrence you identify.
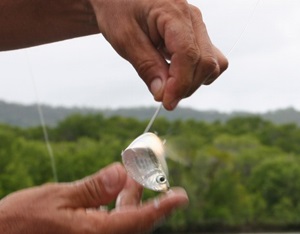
[226,0,261,57]
[144,103,163,133]
[25,51,58,182]
[144,1,261,133]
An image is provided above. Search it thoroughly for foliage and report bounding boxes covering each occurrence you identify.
[1,114,300,231]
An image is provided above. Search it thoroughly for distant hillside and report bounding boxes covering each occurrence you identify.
[1,100,300,127]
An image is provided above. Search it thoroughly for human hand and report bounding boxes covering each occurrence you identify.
[89,0,228,110]
[0,163,188,234]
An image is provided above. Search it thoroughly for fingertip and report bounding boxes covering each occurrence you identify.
[141,187,189,232]
[162,98,180,111]
[151,187,189,213]
[162,76,185,110]
[106,187,189,233]
[170,99,181,110]
[166,187,189,208]
[150,77,165,101]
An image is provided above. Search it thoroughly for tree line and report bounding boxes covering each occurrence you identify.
[1,114,300,232]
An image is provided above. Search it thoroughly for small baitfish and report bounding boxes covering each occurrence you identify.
[121,132,170,192]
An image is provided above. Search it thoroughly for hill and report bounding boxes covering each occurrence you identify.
[1,100,300,127]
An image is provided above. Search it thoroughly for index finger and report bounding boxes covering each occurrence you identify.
[106,187,189,233]
[116,176,143,207]
[157,1,201,110]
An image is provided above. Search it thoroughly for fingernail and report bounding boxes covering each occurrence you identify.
[150,78,162,96]
[167,188,189,208]
[153,198,160,209]
[166,189,175,196]
[102,165,121,194]
[115,194,123,208]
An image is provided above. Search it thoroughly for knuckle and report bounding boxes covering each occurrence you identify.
[189,4,203,19]
[214,47,229,73]
[220,57,229,73]
[165,0,188,8]
[201,56,219,77]
[156,0,190,22]
[189,4,205,28]
[185,45,200,65]
[82,178,103,206]
[174,0,190,14]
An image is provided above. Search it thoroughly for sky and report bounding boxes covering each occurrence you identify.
[0,0,300,113]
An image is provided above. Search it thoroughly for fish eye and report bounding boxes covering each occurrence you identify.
[156,175,166,184]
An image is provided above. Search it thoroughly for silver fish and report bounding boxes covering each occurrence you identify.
[121,132,169,192]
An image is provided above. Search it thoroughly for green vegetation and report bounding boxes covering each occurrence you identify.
[1,114,300,232]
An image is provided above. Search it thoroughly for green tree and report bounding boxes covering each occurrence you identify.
[249,156,300,224]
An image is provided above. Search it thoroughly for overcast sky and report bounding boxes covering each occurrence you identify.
[0,0,299,113]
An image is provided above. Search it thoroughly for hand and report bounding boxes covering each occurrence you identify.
[0,163,188,234]
[89,0,228,110]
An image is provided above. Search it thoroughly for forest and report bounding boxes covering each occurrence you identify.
[1,113,300,232]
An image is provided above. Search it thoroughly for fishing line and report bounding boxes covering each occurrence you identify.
[144,103,163,133]
[226,0,261,57]
[146,0,261,133]
[25,51,58,182]
[26,0,261,182]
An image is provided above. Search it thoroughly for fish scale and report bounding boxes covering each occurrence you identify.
[121,132,170,192]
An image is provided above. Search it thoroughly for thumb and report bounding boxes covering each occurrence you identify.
[64,163,127,208]
[109,27,169,102]
[129,36,169,102]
